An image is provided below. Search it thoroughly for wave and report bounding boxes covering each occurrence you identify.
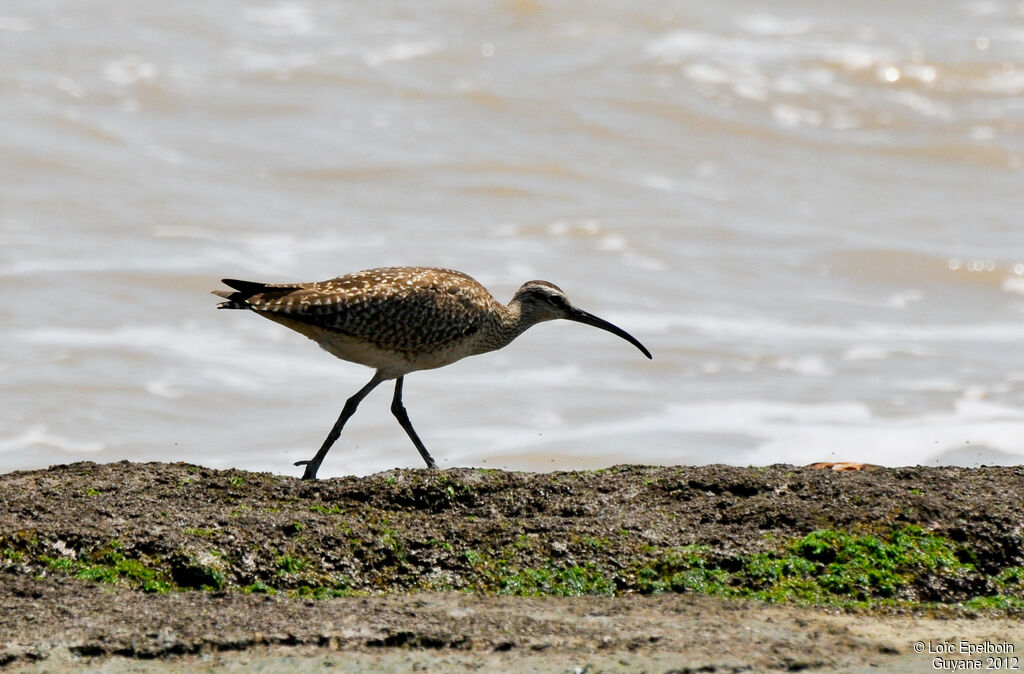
[0,426,104,454]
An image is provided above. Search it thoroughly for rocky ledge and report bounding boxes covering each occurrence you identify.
[1,461,1023,671]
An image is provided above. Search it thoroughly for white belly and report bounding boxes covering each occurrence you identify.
[313,331,471,379]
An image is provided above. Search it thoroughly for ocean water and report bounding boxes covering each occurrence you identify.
[3,1,1024,478]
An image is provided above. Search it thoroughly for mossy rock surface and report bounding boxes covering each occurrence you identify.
[1,461,1022,611]
[3,461,1024,670]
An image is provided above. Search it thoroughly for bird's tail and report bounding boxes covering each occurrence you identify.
[213,278,309,309]
[212,279,276,309]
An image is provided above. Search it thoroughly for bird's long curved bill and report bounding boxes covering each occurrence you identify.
[567,308,652,359]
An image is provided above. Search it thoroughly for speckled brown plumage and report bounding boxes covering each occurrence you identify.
[213,266,651,478]
[214,267,526,378]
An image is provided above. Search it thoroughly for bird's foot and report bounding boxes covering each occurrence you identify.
[293,459,319,481]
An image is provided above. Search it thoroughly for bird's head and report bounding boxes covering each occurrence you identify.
[510,281,652,359]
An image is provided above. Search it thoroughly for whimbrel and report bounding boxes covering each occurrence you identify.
[213,266,652,479]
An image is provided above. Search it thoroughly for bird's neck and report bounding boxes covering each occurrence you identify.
[475,299,535,354]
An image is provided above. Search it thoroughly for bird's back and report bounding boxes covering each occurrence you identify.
[216,267,500,373]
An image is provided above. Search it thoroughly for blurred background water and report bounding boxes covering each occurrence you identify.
[3,1,1024,477]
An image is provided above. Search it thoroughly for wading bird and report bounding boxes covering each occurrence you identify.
[214,266,652,479]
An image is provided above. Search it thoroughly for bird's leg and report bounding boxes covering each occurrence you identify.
[390,376,438,469]
[295,373,384,480]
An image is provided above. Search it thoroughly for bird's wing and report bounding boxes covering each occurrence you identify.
[233,268,492,353]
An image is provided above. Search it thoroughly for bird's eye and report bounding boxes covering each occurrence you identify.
[547,294,566,307]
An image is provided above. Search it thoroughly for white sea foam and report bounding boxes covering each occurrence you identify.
[0,426,104,454]
[103,55,159,86]
[433,388,1024,470]
[648,28,898,71]
[15,323,375,389]
[647,30,790,62]
[842,344,934,361]
[243,3,314,36]
[683,63,730,86]
[895,378,960,392]
[0,255,205,277]
[612,313,1024,343]
[885,290,924,309]
[145,377,185,399]
[774,355,833,376]
[364,41,443,67]
[1001,276,1024,295]
[706,396,1024,467]
[772,104,823,128]
[225,46,318,73]
[735,13,813,37]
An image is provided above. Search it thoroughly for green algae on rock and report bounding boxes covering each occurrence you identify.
[1,461,1022,611]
